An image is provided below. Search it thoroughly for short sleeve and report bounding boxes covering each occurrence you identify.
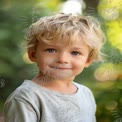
[4,98,38,122]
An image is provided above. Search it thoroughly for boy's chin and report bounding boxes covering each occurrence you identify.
[40,69,75,81]
[47,73,74,81]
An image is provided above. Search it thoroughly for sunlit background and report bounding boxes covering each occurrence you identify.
[0,0,122,121]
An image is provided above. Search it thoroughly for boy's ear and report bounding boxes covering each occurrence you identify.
[28,48,37,62]
[85,58,93,68]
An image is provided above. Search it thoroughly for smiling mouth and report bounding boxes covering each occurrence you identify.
[50,66,71,70]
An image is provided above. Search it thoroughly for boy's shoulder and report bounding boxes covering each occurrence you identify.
[5,80,39,103]
[74,82,94,96]
[74,82,96,106]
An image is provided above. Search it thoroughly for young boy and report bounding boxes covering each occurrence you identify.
[4,13,105,122]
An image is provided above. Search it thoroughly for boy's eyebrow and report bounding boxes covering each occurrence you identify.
[46,45,85,50]
[72,47,84,50]
[73,47,82,49]
[45,45,83,49]
[41,43,87,50]
[72,47,90,51]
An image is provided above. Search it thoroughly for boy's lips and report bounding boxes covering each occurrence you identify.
[50,66,71,70]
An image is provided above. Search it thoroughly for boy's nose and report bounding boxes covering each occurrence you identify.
[57,52,70,63]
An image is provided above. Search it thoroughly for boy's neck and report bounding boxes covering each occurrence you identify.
[32,75,78,94]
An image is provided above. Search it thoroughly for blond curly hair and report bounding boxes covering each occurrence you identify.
[25,13,106,61]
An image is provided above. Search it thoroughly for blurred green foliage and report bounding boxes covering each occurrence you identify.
[0,0,122,121]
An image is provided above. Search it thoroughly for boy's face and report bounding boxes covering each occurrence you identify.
[28,38,92,81]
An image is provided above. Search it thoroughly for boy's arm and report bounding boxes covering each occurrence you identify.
[4,98,39,122]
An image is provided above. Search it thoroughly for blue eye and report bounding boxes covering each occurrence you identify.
[71,51,80,55]
[46,48,56,53]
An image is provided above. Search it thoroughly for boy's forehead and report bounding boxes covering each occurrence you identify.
[37,37,89,50]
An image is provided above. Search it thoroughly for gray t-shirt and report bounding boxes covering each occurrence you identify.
[4,80,96,122]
